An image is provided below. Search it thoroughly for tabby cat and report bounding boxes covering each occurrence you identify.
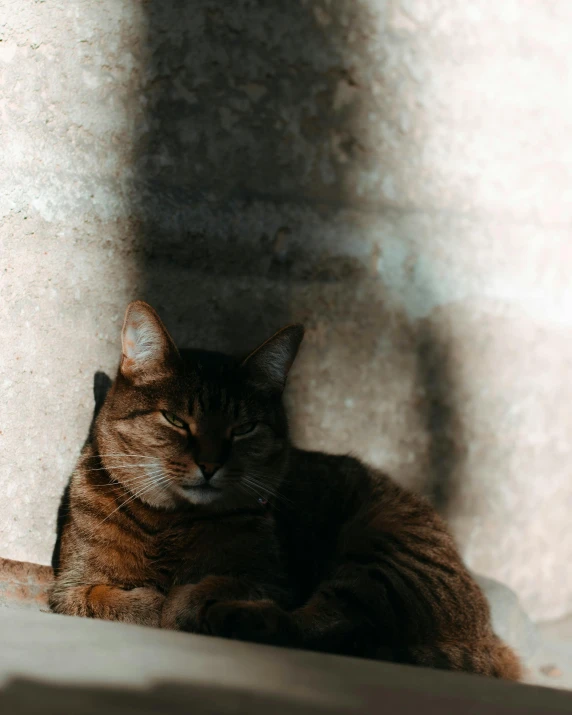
[50,301,521,680]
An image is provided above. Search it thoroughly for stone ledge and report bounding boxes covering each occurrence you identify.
[1,609,572,715]
[0,557,53,612]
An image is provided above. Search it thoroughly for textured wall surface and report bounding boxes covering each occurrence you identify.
[2,0,572,622]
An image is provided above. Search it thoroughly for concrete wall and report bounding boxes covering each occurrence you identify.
[2,0,572,622]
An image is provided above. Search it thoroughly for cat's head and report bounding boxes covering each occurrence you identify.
[95,301,304,510]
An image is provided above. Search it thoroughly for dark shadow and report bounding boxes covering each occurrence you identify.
[0,677,333,715]
[51,372,112,571]
[2,670,572,715]
[127,1,464,508]
[414,322,464,514]
[132,1,368,352]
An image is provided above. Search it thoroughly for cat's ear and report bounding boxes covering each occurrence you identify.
[120,301,179,383]
[242,324,304,393]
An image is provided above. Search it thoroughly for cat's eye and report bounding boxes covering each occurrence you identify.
[162,411,186,429]
[232,422,257,437]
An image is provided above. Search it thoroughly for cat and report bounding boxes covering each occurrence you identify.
[50,300,521,680]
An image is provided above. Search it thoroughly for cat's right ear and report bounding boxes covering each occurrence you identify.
[119,301,180,384]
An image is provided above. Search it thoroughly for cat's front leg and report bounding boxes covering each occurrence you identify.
[161,575,258,632]
[49,583,165,627]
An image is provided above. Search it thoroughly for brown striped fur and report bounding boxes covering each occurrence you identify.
[50,301,521,680]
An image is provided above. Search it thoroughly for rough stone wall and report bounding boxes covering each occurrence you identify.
[2,0,572,622]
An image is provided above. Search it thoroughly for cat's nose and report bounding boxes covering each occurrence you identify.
[198,462,221,480]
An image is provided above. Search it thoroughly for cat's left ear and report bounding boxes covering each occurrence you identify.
[242,324,304,393]
[120,301,180,384]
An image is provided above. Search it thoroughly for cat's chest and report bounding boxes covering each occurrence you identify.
[158,511,281,586]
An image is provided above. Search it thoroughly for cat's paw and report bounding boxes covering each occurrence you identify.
[160,584,203,631]
[204,599,295,646]
[129,587,166,627]
[161,577,247,632]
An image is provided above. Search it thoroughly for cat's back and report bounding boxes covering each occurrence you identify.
[284,448,374,518]
[286,447,423,518]
[281,448,452,582]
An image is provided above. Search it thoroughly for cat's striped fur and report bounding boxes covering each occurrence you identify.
[50,301,521,680]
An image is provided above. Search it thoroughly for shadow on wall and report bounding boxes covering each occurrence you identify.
[132,0,359,352]
[127,1,463,507]
[414,321,464,514]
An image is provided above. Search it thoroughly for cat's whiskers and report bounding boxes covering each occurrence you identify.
[83,452,162,477]
[251,476,291,503]
[240,475,265,493]
[122,470,165,486]
[237,480,263,503]
[94,456,159,461]
[90,466,172,494]
[85,464,162,472]
[240,476,281,505]
[222,468,286,503]
[84,468,167,489]
[87,452,149,455]
[108,478,168,514]
[241,473,291,505]
[85,452,173,490]
[99,472,172,524]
